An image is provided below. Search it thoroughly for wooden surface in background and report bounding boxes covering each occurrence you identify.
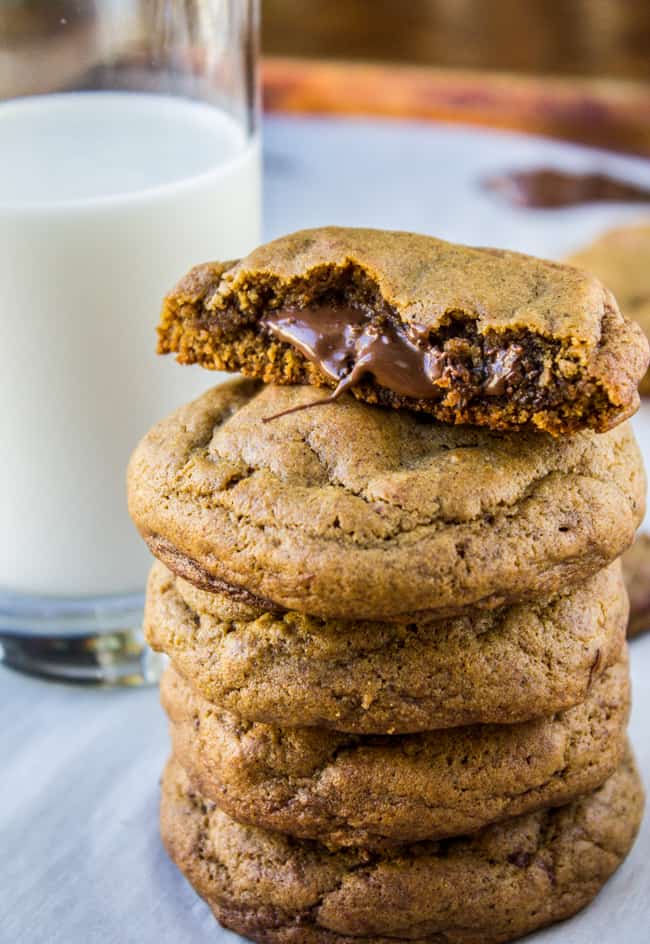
[262,58,650,157]
[262,0,650,81]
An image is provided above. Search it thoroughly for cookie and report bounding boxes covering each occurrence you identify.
[622,532,650,638]
[160,751,643,944]
[128,379,645,621]
[567,221,650,395]
[162,654,629,850]
[157,227,649,435]
[145,560,627,733]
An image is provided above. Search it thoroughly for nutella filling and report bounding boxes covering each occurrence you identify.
[263,306,441,400]
[261,305,523,421]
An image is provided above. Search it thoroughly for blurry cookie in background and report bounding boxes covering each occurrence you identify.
[622,533,650,638]
[569,223,650,638]
[567,221,650,396]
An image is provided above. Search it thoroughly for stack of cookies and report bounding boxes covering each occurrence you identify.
[128,228,649,944]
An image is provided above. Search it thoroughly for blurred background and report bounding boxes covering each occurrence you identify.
[260,0,650,156]
[4,1,650,155]
[263,0,650,80]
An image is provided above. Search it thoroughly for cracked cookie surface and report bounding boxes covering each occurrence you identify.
[157,227,649,435]
[160,751,643,944]
[145,559,627,732]
[162,654,629,849]
[128,378,645,620]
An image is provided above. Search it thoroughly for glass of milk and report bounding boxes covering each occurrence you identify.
[0,0,261,683]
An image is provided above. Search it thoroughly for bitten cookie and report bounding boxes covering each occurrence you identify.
[567,221,650,395]
[145,560,627,732]
[157,227,649,435]
[160,751,644,944]
[128,378,645,621]
[162,655,629,849]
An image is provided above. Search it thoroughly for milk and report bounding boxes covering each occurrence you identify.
[0,92,261,596]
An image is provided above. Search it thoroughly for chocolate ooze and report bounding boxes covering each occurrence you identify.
[262,305,526,409]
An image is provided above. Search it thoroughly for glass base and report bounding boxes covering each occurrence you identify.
[0,591,165,686]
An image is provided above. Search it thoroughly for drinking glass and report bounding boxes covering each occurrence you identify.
[0,0,261,683]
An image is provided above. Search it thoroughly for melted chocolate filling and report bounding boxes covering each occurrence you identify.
[261,305,525,421]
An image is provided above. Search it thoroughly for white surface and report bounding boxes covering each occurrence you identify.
[0,93,259,595]
[2,114,650,941]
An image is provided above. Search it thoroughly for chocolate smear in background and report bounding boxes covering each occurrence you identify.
[484,167,650,209]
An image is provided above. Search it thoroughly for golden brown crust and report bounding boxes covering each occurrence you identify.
[160,752,644,944]
[128,379,645,621]
[161,655,629,849]
[145,560,628,732]
[567,221,650,396]
[158,227,649,434]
